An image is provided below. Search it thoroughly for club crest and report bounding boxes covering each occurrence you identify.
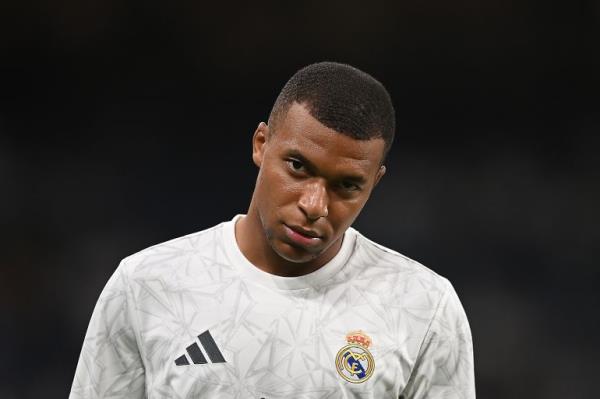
[335,330,375,383]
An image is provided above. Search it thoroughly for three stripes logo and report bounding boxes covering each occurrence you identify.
[174,330,227,366]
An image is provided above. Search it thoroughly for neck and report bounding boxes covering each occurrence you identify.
[234,206,342,277]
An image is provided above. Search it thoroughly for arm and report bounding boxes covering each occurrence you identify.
[69,261,146,399]
[400,280,475,399]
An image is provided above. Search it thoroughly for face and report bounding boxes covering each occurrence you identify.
[246,102,386,270]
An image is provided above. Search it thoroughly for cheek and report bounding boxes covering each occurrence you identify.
[329,199,367,228]
[257,164,299,207]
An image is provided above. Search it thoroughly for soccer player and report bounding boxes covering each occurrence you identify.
[70,62,475,398]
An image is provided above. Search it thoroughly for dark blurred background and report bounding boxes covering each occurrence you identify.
[1,0,599,398]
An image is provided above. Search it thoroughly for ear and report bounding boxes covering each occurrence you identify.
[252,122,269,168]
[374,165,386,186]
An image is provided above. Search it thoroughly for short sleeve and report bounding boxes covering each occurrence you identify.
[400,280,475,399]
[69,261,146,399]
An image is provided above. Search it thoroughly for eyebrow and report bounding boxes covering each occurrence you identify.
[286,150,368,184]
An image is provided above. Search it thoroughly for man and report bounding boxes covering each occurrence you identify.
[70,62,475,398]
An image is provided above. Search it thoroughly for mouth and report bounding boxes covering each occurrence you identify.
[283,224,323,247]
[288,224,322,238]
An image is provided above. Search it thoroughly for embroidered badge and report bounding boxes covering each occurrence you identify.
[335,330,375,383]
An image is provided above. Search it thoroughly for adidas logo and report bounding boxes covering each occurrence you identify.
[174,330,226,366]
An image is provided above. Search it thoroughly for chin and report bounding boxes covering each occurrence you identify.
[272,241,323,264]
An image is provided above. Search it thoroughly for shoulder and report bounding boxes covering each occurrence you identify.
[348,228,471,338]
[350,228,451,294]
[118,220,229,280]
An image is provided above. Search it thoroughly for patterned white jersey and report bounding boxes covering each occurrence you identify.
[70,216,475,399]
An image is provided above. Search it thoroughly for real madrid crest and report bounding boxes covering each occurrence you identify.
[335,330,375,383]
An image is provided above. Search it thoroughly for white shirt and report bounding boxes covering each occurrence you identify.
[70,216,475,398]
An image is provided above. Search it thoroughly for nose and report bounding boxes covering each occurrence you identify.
[298,179,329,221]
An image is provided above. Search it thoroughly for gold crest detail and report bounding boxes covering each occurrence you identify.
[335,330,375,383]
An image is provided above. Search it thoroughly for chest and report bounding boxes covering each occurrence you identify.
[133,278,419,398]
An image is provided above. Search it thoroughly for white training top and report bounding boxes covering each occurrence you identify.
[70,216,475,399]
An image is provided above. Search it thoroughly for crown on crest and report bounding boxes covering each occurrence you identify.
[345,330,372,348]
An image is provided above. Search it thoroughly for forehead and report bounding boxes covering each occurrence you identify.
[270,103,385,173]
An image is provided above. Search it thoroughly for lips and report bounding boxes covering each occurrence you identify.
[288,225,322,238]
[283,224,323,247]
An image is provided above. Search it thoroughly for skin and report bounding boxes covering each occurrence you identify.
[236,102,387,277]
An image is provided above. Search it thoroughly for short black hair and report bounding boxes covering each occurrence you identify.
[269,61,395,160]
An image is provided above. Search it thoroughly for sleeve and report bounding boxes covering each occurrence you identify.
[69,261,146,399]
[400,280,475,399]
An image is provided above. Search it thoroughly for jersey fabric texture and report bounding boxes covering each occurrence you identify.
[70,216,475,399]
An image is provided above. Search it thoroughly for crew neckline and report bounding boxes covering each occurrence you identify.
[223,214,356,291]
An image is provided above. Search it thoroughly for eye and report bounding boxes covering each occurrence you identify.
[287,159,305,172]
[339,181,360,192]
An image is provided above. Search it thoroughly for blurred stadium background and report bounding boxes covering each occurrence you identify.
[1,1,598,397]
